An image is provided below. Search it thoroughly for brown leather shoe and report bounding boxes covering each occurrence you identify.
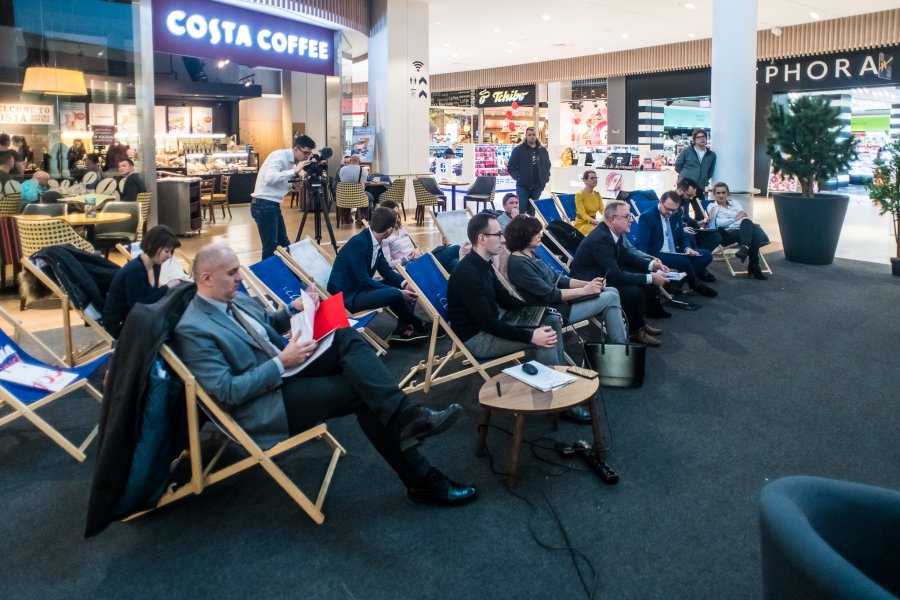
[632,329,661,347]
[642,323,663,336]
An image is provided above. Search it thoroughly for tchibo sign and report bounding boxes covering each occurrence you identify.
[152,0,334,76]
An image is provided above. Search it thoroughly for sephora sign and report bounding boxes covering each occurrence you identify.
[153,0,335,76]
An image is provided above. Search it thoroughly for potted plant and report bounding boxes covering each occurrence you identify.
[766,95,858,265]
[866,137,900,276]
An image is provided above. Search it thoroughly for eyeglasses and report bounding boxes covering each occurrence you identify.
[481,232,505,238]
[586,176,598,180]
[611,213,634,221]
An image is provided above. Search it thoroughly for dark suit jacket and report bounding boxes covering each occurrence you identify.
[569,222,651,287]
[121,173,146,201]
[327,228,404,307]
[635,205,694,255]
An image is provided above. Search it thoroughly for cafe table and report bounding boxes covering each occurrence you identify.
[437,180,470,211]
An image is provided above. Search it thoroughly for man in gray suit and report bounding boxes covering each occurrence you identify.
[174,244,477,506]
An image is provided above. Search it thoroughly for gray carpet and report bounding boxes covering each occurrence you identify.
[2,253,899,599]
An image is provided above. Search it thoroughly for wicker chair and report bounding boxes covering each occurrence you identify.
[16,216,94,258]
[0,216,22,291]
[135,191,151,241]
[21,203,67,217]
[379,177,408,221]
[335,182,371,226]
[0,193,22,217]
[413,179,446,226]
[210,175,232,220]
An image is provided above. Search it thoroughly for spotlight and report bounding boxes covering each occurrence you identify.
[244,79,253,87]
[217,59,230,68]
[771,26,783,37]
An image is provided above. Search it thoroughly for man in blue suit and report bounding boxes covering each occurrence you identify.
[635,191,718,298]
[328,206,428,344]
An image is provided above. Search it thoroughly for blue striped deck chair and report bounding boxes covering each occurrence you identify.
[245,255,308,309]
[533,244,567,277]
[554,193,577,223]
[0,306,107,461]
[396,253,523,394]
[531,197,565,226]
[629,197,658,217]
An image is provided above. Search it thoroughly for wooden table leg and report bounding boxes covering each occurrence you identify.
[475,407,491,457]
[505,413,526,487]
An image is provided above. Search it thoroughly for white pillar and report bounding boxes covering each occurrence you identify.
[711,0,758,211]
[547,82,565,146]
[369,0,430,208]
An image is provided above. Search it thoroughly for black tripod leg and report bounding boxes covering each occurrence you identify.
[321,187,338,251]
[296,205,310,242]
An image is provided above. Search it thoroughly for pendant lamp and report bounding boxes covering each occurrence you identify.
[22,66,87,96]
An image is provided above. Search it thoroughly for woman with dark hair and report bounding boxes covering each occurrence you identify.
[706,181,769,280]
[102,225,185,337]
[67,139,86,170]
[505,215,627,342]
[379,199,469,272]
[573,169,604,235]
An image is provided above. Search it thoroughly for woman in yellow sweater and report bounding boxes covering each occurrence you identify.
[573,169,604,235]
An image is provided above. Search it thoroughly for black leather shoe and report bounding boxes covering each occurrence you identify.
[395,403,462,450]
[693,283,718,298]
[407,469,478,506]
[560,404,592,423]
[646,306,672,318]
[735,245,750,262]
[749,266,768,280]
[698,270,716,282]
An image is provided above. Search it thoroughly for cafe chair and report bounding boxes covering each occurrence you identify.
[210,175,232,220]
[760,475,900,600]
[135,192,152,241]
[0,305,107,462]
[3,180,22,195]
[21,203,67,217]
[0,216,22,292]
[93,201,141,257]
[0,193,22,217]
[199,178,217,223]
[413,179,446,226]
[396,253,524,394]
[334,182,370,227]
[462,176,496,213]
[379,177,406,213]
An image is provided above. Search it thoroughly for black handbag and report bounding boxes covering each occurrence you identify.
[583,306,646,388]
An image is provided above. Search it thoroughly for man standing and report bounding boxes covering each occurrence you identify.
[507,127,550,215]
[569,201,668,347]
[117,159,147,201]
[20,170,50,203]
[495,193,520,230]
[635,191,717,297]
[674,129,716,194]
[251,135,315,259]
[175,244,476,506]
[676,178,722,252]
[328,207,428,345]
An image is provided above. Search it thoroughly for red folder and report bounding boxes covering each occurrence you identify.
[313,292,350,341]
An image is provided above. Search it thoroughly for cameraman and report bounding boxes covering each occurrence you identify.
[251,134,317,259]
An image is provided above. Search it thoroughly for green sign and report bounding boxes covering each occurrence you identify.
[850,114,890,132]
[664,105,711,129]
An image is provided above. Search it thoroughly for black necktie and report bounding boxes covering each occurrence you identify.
[228,302,279,359]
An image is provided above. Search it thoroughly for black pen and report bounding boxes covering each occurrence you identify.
[496,382,502,397]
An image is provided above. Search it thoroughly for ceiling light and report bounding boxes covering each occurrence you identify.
[598,47,604,51]
[532,57,538,61]
[621,33,629,39]
[541,14,550,20]
[507,41,514,45]
[507,49,513,53]
[244,80,252,87]
[443,43,450,48]
[685,2,695,8]
[452,53,458,57]
[494,28,500,33]
[688,33,695,38]
[217,59,230,68]
[810,12,820,20]
[435,21,442,25]
[771,26,783,36]
[97,51,104,56]
[22,67,87,95]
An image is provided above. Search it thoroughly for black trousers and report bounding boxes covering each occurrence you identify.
[719,221,768,268]
[280,328,430,487]
[614,283,649,332]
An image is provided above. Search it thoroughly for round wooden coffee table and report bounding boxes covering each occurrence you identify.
[477,366,606,486]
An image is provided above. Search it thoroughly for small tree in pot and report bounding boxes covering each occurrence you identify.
[766,95,858,264]
[866,137,900,276]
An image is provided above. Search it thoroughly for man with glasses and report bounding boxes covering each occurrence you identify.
[251,134,316,259]
[635,191,717,298]
[569,200,667,346]
[328,206,428,345]
[676,178,723,253]
[447,212,566,366]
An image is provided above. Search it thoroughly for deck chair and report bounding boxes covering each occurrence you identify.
[396,253,524,394]
[276,239,388,354]
[700,201,774,278]
[629,197,658,217]
[431,208,473,247]
[0,305,106,461]
[532,197,566,226]
[553,193,577,223]
[124,344,346,525]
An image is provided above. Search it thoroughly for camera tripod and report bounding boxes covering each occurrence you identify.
[295,176,337,250]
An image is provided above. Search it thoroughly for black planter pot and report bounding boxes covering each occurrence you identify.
[892,257,900,277]
[772,192,849,265]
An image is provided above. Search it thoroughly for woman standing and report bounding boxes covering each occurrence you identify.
[573,169,604,235]
[102,225,185,337]
[707,182,769,280]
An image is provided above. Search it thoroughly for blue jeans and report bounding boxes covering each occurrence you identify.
[251,199,290,259]
[516,184,544,216]
[432,244,460,273]
[566,289,628,343]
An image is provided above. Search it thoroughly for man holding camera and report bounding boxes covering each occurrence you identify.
[251,134,317,259]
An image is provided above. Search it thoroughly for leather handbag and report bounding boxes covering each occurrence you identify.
[582,307,646,388]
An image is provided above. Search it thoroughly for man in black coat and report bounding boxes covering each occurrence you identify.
[117,158,146,201]
[507,127,550,216]
[569,200,668,347]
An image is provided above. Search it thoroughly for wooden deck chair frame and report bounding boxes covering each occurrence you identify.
[275,239,389,354]
[551,192,577,224]
[20,258,114,367]
[695,201,773,278]
[396,253,524,394]
[124,344,346,525]
[430,207,473,247]
[531,199,575,264]
[0,305,105,461]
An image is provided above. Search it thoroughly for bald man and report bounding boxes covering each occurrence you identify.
[173,244,477,506]
[21,170,50,203]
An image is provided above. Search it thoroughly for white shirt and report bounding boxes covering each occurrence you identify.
[251,148,296,204]
[369,228,381,269]
[694,147,707,163]
[338,164,369,184]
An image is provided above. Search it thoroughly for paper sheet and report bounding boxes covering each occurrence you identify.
[502,361,575,393]
[0,362,78,392]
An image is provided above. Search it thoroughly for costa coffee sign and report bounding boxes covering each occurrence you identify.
[153,0,334,76]
[476,85,535,107]
[759,51,894,88]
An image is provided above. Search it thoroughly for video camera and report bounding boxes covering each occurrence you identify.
[301,146,334,179]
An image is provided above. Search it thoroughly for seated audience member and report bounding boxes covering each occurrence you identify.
[379,199,468,273]
[495,193,520,230]
[20,170,51,203]
[175,244,476,506]
[569,201,668,347]
[338,154,374,208]
[675,178,722,252]
[118,158,147,201]
[635,191,718,297]
[0,151,14,186]
[447,213,588,419]
[102,225,185,338]
[83,153,104,190]
[574,170,604,235]
[707,181,770,280]
[328,206,429,344]
[505,215,628,343]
